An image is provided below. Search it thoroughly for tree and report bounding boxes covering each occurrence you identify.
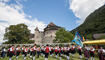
[54,28,73,43]
[4,23,34,44]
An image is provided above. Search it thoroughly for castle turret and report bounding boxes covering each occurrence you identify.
[34,27,43,44]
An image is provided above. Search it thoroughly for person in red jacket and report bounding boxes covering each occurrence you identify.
[44,44,51,60]
[9,45,15,60]
[54,45,59,58]
[24,46,28,60]
[58,46,62,60]
[90,46,95,60]
[16,45,21,59]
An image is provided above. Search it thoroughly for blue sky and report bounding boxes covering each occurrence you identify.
[18,0,79,31]
[0,0,105,43]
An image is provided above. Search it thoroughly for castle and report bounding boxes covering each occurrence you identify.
[31,22,61,44]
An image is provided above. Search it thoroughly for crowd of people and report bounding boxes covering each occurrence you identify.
[0,44,105,60]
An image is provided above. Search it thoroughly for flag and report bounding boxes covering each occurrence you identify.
[71,32,83,47]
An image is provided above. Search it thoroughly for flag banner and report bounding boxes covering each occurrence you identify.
[71,32,83,47]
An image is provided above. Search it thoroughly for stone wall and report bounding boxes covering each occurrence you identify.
[34,30,43,44]
[43,30,57,43]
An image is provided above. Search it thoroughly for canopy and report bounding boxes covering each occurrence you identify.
[83,39,105,44]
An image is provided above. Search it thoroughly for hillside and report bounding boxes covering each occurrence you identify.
[71,5,105,40]
[72,5,105,35]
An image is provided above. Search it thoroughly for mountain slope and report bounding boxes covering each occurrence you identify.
[72,5,105,35]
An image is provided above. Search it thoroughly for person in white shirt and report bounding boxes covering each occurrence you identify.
[30,46,33,58]
[98,47,104,60]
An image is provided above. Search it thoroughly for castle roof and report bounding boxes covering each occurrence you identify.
[44,22,61,31]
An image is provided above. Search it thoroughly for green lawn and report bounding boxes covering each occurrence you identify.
[0,53,99,60]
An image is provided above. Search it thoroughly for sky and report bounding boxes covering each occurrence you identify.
[0,0,105,43]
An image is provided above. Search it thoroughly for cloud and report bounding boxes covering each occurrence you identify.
[0,0,46,44]
[0,0,10,2]
[69,0,105,24]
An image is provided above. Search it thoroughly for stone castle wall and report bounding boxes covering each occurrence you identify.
[34,30,57,44]
[34,31,43,44]
[33,22,61,44]
[43,30,57,43]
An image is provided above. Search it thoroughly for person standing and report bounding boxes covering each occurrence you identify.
[32,44,37,60]
[16,45,21,59]
[77,45,82,58]
[24,46,28,60]
[84,45,90,60]
[41,45,45,56]
[58,46,62,60]
[21,45,25,57]
[98,47,104,60]
[61,47,64,56]
[1,47,6,58]
[44,44,51,60]
[103,49,105,60]
[71,44,76,57]
[9,45,15,60]
[54,45,59,58]
[37,46,41,58]
[30,46,33,58]
[90,46,95,60]
[66,45,70,60]
[50,45,54,56]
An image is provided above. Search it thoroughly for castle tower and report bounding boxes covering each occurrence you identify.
[34,27,43,44]
[32,22,61,44]
[43,22,61,43]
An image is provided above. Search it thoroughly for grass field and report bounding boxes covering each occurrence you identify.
[0,53,99,60]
